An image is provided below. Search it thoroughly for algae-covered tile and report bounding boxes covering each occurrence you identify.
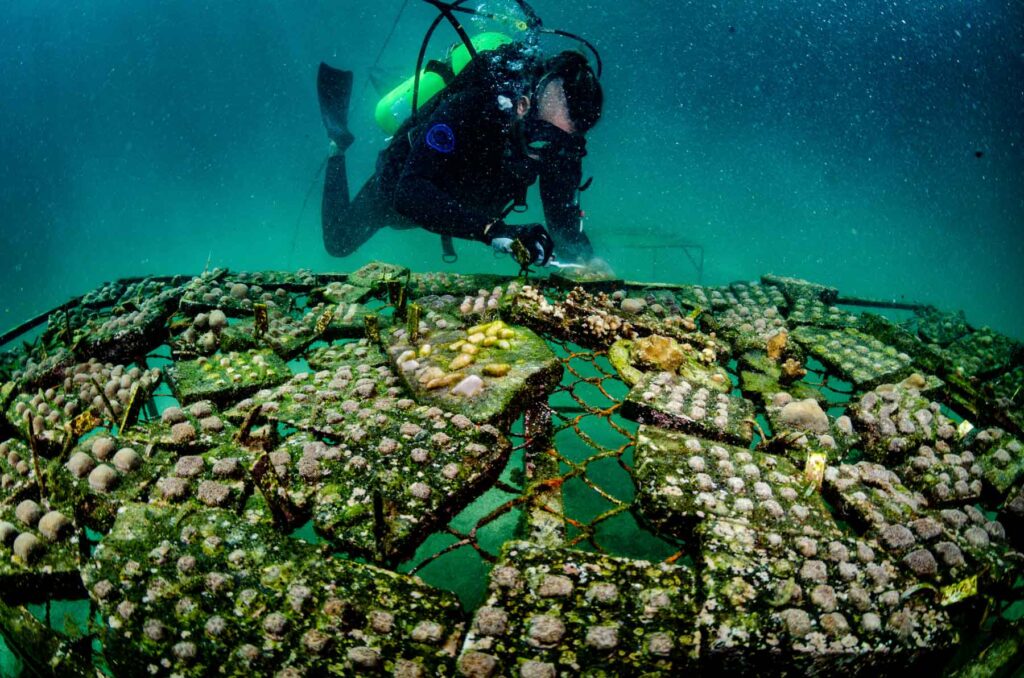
[347,260,410,289]
[311,300,375,339]
[944,327,1021,379]
[0,497,83,603]
[418,281,522,324]
[705,282,790,353]
[966,427,1024,499]
[4,347,76,393]
[124,400,241,454]
[147,443,254,514]
[633,425,840,541]
[729,281,789,309]
[761,274,839,306]
[937,504,1021,592]
[823,462,1021,594]
[80,280,127,309]
[623,372,754,445]
[849,380,958,464]
[386,318,562,427]
[225,358,512,562]
[988,366,1024,407]
[460,540,699,676]
[985,367,1024,435]
[763,391,858,465]
[786,297,859,328]
[47,434,168,532]
[410,271,514,298]
[305,338,388,373]
[0,439,40,508]
[1001,484,1024,551]
[307,402,511,562]
[224,357,403,435]
[314,279,375,305]
[219,307,326,360]
[898,444,985,506]
[83,503,465,676]
[823,462,929,531]
[79,281,181,363]
[687,284,735,311]
[856,312,948,377]
[896,442,984,506]
[737,358,826,408]
[915,307,970,346]
[165,349,290,406]
[696,518,954,673]
[179,270,311,315]
[5,362,161,456]
[792,326,914,389]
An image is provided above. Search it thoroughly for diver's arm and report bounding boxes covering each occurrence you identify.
[539,155,594,262]
[392,94,501,243]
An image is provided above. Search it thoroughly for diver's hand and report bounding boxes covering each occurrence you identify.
[489,223,554,266]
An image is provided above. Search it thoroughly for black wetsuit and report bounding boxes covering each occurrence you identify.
[321,45,594,262]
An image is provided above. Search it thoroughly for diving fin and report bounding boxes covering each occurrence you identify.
[317,63,355,152]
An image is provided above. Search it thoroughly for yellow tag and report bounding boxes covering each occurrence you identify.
[804,452,827,490]
[253,303,269,336]
[315,307,335,335]
[364,315,380,343]
[118,382,142,433]
[407,303,422,344]
[0,382,14,409]
[940,574,977,606]
[957,420,974,439]
[68,410,101,437]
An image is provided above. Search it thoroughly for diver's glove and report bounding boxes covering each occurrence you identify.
[488,223,554,266]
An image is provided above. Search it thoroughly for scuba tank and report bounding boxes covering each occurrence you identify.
[374,31,513,135]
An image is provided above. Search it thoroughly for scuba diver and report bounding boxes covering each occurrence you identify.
[317,6,604,272]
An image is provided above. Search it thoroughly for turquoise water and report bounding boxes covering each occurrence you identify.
[0,0,1021,338]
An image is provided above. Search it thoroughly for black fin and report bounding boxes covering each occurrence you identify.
[317,63,355,151]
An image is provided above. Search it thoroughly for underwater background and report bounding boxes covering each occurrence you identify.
[1,0,1023,339]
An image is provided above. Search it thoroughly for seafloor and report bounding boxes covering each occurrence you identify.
[0,263,1022,676]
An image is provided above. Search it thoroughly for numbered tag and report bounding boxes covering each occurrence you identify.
[364,314,380,343]
[253,303,269,337]
[0,381,14,410]
[804,452,827,490]
[940,574,977,606]
[315,307,335,336]
[957,420,974,440]
[118,382,143,433]
[407,303,422,344]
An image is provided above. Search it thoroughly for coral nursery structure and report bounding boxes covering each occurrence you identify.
[0,264,1023,676]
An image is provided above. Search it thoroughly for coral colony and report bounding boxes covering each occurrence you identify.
[0,264,1022,675]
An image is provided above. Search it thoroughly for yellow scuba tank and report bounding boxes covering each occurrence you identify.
[374,31,513,135]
